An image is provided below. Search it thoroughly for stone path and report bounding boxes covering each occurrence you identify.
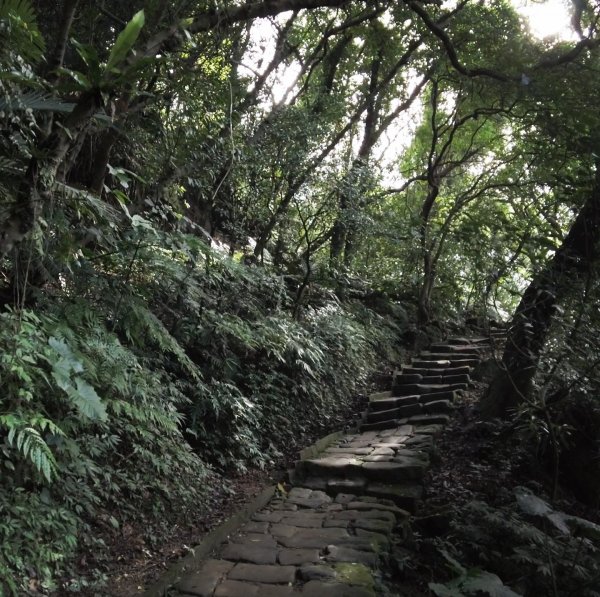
[161,331,505,597]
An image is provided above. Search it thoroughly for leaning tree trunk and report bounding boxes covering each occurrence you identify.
[481,165,600,418]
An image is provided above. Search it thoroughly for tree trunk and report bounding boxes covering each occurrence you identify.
[330,50,382,268]
[89,128,120,194]
[45,0,79,81]
[418,250,436,325]
[417,180,439,325]
[329,207,347,268]
[481,165,600,418]
[0,90,104,256]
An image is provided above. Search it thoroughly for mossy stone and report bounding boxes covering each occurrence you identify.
[333,562,375,589]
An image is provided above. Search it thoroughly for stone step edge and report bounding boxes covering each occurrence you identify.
[298,430,348,462]
[287,424,369,486]
[144,485,277,597]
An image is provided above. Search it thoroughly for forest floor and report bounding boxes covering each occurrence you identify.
[106,469,276,596]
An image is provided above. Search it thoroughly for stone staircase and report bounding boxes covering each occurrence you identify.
[159,331,503,597]
[290,336,492,513]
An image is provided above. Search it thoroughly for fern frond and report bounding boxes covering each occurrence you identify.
[0,91,73,113]
[121,298,202,382]
[0,0,45,63]
[54,181,122,223]
[0,420,58,482]
[109,399,178,433]
[0,155,22,175]
[28,415,65,438]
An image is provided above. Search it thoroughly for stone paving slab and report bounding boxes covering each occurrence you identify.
[401,365,471,375]
[163,337,491,597]
[172,489,409,596]
[412,358,478,368]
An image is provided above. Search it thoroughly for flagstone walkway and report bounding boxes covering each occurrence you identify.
[156,330,505,596]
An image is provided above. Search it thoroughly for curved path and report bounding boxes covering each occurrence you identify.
[152,332,504,596]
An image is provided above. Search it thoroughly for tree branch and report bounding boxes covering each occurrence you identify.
[142,0,360,59]
[406,0,511,82]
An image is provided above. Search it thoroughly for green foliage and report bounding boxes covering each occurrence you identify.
[0,0,45,65]
[105,10,145,73]
[0,304,211,594]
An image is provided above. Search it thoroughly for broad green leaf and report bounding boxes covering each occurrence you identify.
[106,10,145,73]
[57,67,92,90]
[567,516,600,541]
[514,486,551,516]
[71,39,100,70]
[438,548,467,576]
[69,379,107,422]
[51,366,72,392]
[71,39,103,84]
[48,336,79,364]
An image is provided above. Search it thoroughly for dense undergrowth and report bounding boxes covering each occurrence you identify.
[0,226,405,594]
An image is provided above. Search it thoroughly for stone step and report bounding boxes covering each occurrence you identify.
[429,343,486,353]
[296,454,427,485]
[418,374,470,385]
[367,405,420,423]
[360,413,450,432]
[297,478,424,513]
[365,482,424,512]
[418,390,458,404]
[447,336,489,345]
[394,373,423,384]
[401,365,471,376]
[391,382,467,397]
[372,372,394,387]
[418,351,481,360]
[369,390,456,411]
[366,400,452,423]
[412,358,479,368]
[360,419,409,431]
